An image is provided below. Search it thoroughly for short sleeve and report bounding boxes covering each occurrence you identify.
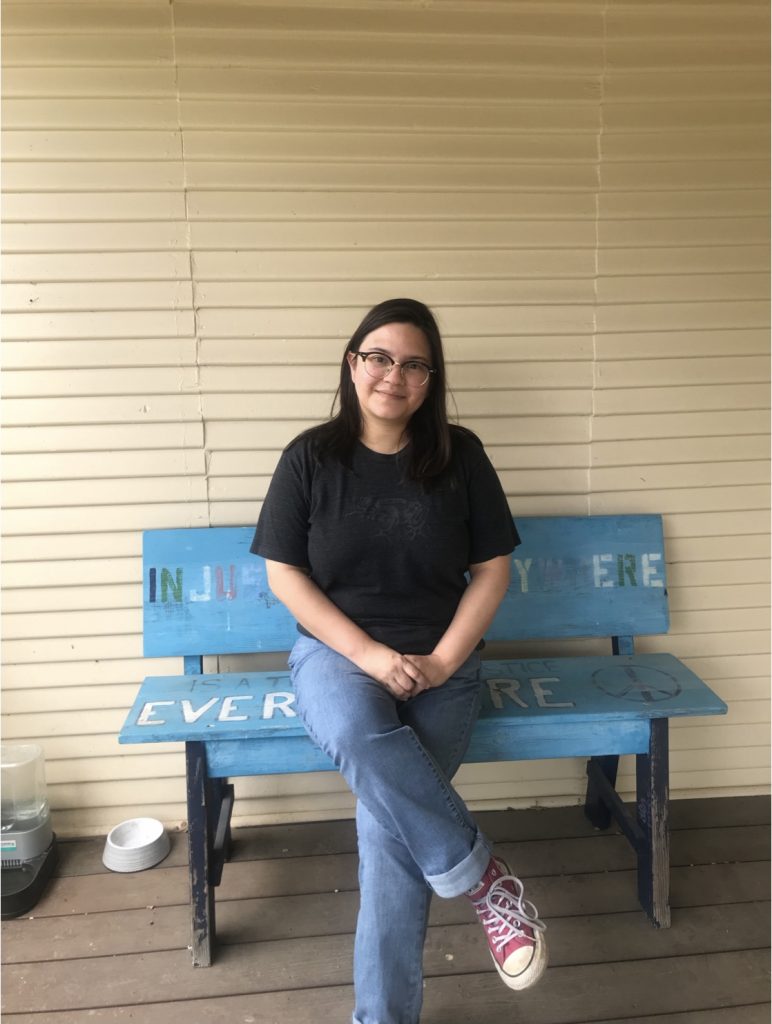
[465,442,520,565]
[250,441,312,568]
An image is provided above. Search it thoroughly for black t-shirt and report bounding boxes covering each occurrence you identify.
[250,426,519,653]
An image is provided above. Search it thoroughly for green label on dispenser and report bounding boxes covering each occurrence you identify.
[1,840,17,851]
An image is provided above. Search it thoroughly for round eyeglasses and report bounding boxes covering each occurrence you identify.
[356,351,436,388]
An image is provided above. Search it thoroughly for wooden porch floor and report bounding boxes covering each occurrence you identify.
[2,797,769,1024]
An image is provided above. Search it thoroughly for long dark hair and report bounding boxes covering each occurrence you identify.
[298,298,454,482]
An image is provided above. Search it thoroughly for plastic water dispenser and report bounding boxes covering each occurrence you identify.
[1,743,58,918]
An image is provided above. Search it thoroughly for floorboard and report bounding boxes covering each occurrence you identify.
[2,798,769,1024]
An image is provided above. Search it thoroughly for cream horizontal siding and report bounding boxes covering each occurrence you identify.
[593,0,770,804]
[1,0,203,837]
[1,0,768,837]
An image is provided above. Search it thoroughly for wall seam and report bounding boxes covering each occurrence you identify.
[591,0,610,517]
[171,0,210,525]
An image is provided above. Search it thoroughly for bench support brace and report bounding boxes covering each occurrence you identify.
[584,755,621,831]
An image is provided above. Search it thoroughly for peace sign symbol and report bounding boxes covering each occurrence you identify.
[592,663,681,704]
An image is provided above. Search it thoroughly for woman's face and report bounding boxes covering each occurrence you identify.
[347,321,433,436]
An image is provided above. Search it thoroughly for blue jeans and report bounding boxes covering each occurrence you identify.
[289,636,491,1024]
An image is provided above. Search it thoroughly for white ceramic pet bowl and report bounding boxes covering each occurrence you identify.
[103,817,171,873]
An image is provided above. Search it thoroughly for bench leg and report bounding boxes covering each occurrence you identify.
[636,718,671,928]
[186,741,216,966]
[583,755,620,830]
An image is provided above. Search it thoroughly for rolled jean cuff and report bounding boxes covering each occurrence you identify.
[425,830,491,899]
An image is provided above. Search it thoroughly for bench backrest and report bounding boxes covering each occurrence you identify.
[143,515,669,658]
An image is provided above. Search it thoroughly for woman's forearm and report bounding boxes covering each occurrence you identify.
[265,560,418,697]
[425,554,511,680]
[267,554,511,694]
[265,560,373,662]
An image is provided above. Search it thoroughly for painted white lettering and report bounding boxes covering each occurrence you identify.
[218,695,253,721]
[593,553,614,588]
[137,700,175,726]
[181,697,219,723]
[240,563,262,585]
[487,678,528,710]
[513,558,532,593]
[189,565,212,602]
[642,553,664,588]
[530,678,575,709]
[262,691,297,719]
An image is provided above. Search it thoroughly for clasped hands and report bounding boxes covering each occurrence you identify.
[359,644,453,700]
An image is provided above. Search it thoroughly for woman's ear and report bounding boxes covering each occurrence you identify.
[346,351,358,379]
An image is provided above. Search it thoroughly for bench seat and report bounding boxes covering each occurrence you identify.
[122,653,725,773]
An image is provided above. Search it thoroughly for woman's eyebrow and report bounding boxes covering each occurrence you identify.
[367,346,430,362]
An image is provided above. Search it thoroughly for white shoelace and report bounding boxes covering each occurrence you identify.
[474,874,546,953]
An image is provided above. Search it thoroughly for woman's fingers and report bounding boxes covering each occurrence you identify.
[359,644,419,697]
[403,654,449,689]
[402,658,427,686]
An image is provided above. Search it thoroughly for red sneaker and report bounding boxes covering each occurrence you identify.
[466,857,548,990]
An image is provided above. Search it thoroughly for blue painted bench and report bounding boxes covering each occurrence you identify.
[119,515,727,966]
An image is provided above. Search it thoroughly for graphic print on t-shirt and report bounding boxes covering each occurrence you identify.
[344,496,428,540]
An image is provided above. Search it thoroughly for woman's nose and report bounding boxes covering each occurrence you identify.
[384,361,405,381]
